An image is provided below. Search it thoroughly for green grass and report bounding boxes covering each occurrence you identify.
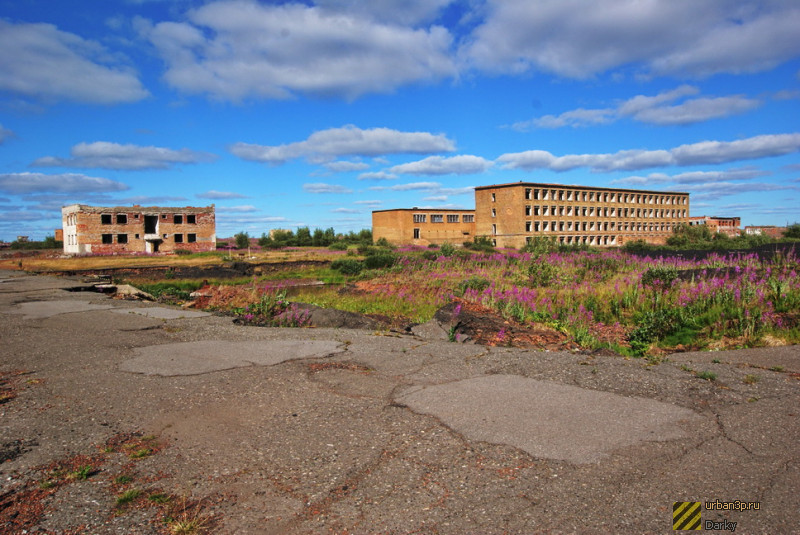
[149,492,171,504]
[128,447,153,459]
[290,287,440,323]
[114,474,134,485]
[69,465,95,481]
[116,488,142,506]
[696,370,717,381]
[743,374,760,384]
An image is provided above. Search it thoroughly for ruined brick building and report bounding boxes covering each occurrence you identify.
[688,216,741,237]
[62,204,216,254]
[373,182,690,248]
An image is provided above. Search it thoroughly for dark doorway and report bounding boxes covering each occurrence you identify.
[144,215,158,234]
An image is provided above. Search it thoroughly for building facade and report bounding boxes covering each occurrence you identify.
[372,208,476,246]
[689,216,741,237]
[475,183,689,248]
[744,225,786,239]
[62,204,216,255]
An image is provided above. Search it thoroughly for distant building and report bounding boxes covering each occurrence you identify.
[744,225,785,239]
[62,204,216,255]
[689,216,741,237]
[373,182,690,248]
[16,236,29,243]
[372,208,476,246]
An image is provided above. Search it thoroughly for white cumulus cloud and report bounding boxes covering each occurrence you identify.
[388,155,493,175]
[498,133,800,172]
[0,20,148,104]
[303,183,353,194]
[32,142,215,170]
[230,125,455,165]
[141,0,456,101]
[464,1,800,79]
[0,172,129,194]
[513,85,760,130]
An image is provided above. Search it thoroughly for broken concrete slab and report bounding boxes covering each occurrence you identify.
[397,374,701,464]
[3,300,115,319]
[120,339,344,376]
[96,284,155,300]
[111,307,210,320]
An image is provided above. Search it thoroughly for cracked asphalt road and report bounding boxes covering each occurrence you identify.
[1,270,798,533]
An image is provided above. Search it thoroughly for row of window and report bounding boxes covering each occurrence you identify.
[100,213,197,224]
[100,233,197,244]
[520,188,687,205]
[525,235,620,246]
[413,214,475,223]
[515,206,687,219]
[517,221,678,233]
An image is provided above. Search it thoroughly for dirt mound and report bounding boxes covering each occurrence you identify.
[433,300,579,350]
[292,303,385,330]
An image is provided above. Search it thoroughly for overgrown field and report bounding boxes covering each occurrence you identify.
[119,244,800,357]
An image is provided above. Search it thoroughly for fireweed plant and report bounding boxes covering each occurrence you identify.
[347,247,799,355]
[231,289,311,327]
[223,246,798,355]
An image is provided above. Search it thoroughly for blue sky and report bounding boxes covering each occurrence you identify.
[1,0,799,240]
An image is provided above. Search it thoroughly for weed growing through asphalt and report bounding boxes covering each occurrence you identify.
[165,497,212,534]
[115,488,142,507]
[769,366,785,372]
[128,447,153,459]
[743,374,761,384]
[69,465,94,481]
[149,492,171,504]
[114,474,134,485]
[696,370,717,381]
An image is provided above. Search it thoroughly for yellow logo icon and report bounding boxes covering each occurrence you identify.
[673,501,702,530]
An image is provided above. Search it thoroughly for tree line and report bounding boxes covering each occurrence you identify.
[230,227,373,249]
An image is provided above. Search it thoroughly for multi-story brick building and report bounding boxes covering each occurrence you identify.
[373,182,690,248]
[689,216,741,237]
[62,204,216,254]
[372,208,476,246]
[475,182,689,248]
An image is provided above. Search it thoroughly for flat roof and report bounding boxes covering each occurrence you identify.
[63,204,215,212]
[372,208,475,213]
[474,182,689,196]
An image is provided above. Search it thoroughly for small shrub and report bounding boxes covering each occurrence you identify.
[641,265,679,290]
[696,370,717,381]
[742,374,760,384]
[375,237,394,249]
[331,258,364,275]
[520,236,557,257]
[439,242,456,257]
[328,241,347,251]
[527,262,561,287]
[464,236,495,253]
[455,276,491,296]
[621,239,651,253]
[363,252,396,270]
